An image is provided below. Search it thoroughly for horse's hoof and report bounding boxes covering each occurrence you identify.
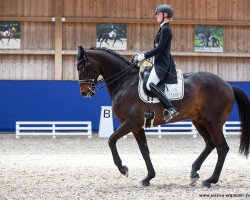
[190,173,200,185]
[202,180,211,188]
[190,177,199,185]
[139,180,150,187]
[120,165,129,177]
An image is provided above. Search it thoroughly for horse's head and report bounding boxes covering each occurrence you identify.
[77,46,135,97]
[76,46,101,97]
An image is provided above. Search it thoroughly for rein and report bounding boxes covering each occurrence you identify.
[77,56,138,93]
[94,61,138,92]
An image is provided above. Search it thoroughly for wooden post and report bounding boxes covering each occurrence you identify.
[54,0,63,80]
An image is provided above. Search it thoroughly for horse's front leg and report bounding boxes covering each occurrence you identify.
[133,129,155,186]
[108,120,133,177]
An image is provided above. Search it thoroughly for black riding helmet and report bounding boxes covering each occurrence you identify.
[155,4,174,19]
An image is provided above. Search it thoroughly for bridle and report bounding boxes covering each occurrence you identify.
[76,50,100,94]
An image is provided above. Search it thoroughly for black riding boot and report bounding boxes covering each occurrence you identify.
[149,83,179,122]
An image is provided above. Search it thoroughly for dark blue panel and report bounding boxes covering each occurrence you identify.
[228,82,250,121]
[0,80,114,131]
[0,80,249,131]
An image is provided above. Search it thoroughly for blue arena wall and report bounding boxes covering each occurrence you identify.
[0,80,249,132]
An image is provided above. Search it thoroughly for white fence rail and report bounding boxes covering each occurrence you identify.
[145,122,197,138]
[16,121,92,138]
[223,121,241,136]
[15,121,240,139]
[125,121,241,138]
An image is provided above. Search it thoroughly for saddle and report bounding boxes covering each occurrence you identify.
[138,63,184,103]
[137,61,184,128]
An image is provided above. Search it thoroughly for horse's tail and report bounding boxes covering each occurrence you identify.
[231,85,250,158]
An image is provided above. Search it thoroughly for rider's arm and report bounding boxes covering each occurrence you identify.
[144,26,170,59]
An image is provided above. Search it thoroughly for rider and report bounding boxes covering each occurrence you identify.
[135,4,179,122]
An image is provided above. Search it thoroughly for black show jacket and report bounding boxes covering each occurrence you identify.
[144,22,177,84]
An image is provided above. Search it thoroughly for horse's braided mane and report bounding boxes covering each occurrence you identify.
[90,47,131,65]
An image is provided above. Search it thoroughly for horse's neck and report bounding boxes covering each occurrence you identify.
[89,50,136,98]
[101,60,135,99]
[107,73,137,101]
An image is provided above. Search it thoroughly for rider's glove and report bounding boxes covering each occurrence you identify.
[134,53,145,62]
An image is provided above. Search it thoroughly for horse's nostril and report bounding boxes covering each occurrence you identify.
[81,91,86,96]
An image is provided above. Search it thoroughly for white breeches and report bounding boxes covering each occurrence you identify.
[146,67,160,91]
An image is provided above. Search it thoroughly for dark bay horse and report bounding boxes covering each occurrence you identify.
[76,46,250,188]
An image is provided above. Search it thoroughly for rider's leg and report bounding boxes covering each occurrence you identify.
[146,67,179,122]
[146,66,161,89]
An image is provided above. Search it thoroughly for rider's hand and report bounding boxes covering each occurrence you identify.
[134,53,145,62]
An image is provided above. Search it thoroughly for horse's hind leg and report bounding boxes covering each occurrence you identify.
[190,120,215,185]
[202,121,229,188]
[132,129,155,186]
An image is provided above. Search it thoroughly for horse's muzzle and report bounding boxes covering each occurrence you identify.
[79,81,96,98]
[80,86,95,97]
[81,91,93,98]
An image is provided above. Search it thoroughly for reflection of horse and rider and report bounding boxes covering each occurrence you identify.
[198,31,220,47]
[97,25,125,47]
[0,27,18,45]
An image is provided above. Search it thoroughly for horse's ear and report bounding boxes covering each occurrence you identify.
[77,46,84,61]
[78,45,83,51]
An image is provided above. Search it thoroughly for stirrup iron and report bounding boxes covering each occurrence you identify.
[163,108,179,122]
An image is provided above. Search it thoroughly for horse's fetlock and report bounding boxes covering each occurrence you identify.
[149,172,156,178]
[191,163,200,172]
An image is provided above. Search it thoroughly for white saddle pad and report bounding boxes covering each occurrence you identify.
[138,69,184,103]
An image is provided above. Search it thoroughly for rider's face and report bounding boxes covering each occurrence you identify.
[155,12,164,23]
